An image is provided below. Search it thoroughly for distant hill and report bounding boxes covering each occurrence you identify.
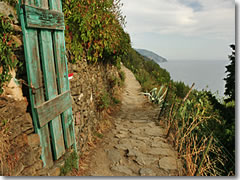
[135,49,167,63]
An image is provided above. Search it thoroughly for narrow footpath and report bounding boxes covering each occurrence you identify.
[81,66,182,176]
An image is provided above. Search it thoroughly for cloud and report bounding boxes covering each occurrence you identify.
[121,0,235,40]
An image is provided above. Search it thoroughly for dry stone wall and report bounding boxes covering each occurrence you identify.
[68,60,122,154]
[0,97,42,176]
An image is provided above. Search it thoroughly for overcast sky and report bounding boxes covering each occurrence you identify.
[121,0,235,61]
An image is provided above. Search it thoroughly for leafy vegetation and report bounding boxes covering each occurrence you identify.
[0,14,18,94]
[60,151,78,176]
[63,0,131,65]
[97,91,111,111]
[142,86,168,105]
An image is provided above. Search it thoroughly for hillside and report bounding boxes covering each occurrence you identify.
[135,49,167,63]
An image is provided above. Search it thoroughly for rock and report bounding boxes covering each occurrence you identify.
[127,148,142,157]
[130,139,146,149]
[129,128,142,135]
[147,122,156,128]
[21,113,34,133]
[130,120,149,123]
[22,150,36,167]
[110,165,133,176]
[134,156,145,166]
[146,148,175,156]
[130,135,150,142]
[12,133,28,147]
[144,127,165,137]
[151,141,169,148]
[32,160,43,171]
[159,157,177,170]
[11,162,24,176]
[21,166,37,176]
[0,2,18,24]
[48,167,61,176]
[27,134,40,148]
[142,156,159,166]
[114,144,130,151]
[107,149,122,164]
[115,134,128,139]
[139,168,156,176]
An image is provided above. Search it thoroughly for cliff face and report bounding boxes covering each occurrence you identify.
[135,49,167,63]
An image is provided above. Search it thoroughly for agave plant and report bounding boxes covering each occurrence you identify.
[142,85,168,105]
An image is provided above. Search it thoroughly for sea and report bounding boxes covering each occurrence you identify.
[158,60,230,98]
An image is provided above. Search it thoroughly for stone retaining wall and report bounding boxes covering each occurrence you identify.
[68,60,122,154]
[0,97,42,176]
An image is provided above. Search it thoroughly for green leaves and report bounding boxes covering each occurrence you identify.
[63,0,130,64]
[0,14,17,94]
[143,85,168,105]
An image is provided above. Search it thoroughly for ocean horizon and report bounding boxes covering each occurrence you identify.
[158,60,229,98]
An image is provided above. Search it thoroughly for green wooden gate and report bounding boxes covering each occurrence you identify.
[18,0,77,168]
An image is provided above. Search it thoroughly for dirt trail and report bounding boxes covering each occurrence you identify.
[81,66,182,176]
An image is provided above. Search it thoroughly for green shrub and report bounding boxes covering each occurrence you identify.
[0,14,18,94]
[63,0,131,64]
[119,71,125,82]
[60,151,78,176]
[98,91,111,110]
[112,97,120,105]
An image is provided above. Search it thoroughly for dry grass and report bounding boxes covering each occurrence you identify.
[163,86,229,176]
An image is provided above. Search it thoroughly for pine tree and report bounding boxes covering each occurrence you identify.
[224,44,235,102]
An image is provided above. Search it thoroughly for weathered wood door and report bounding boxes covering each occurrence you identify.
[18,0,76,167]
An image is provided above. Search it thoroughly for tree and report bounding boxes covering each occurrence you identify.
[224,44,235,102]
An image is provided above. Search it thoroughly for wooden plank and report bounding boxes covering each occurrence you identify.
[18,0,53,168]
[35,91,72,128]
[37,0,66,160]
[24,5,65,30]
[49,0,75,148]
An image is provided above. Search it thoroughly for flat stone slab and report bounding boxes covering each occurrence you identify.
[134,155,158,166]
[147,122,156,128]
[151,141,169,148]
[107,149,122,164]
[115,130,129,138]
[115,134,127,138]
[111,165,133,176]
[130,135,150,142]
[130,120,149,123]
[114,144,131,151]
[129,128,142,135]
[159,157,177,170]
[139,168,156,176]
[130,139,146,148]
[145,148,175,156]
[144,127,165,137]
[127,148,142,157]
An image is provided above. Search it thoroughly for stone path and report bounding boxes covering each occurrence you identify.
[82,66,182,176]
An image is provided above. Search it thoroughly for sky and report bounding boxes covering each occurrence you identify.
[120,0,235,61]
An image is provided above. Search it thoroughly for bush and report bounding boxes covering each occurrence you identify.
[119,71,125,82]
[98,91,111,111]
[0,14,18,94]
[63,0,131,64]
